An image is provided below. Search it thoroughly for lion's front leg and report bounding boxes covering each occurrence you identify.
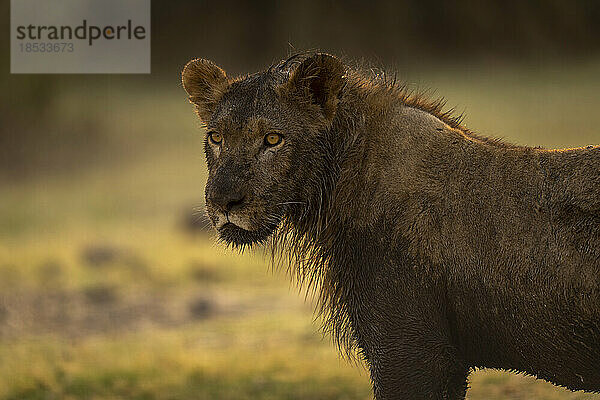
[366,336,469,400]
[353,302,469,400]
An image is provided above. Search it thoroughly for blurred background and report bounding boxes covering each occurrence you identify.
[1,1,600,399]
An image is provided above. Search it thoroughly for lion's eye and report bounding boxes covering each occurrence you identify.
[208,131,222,145]
[264,132,283,147]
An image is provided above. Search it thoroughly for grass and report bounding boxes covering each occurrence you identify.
[2,61,600,399]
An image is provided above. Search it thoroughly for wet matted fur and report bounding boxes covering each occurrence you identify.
[182,52,600,399]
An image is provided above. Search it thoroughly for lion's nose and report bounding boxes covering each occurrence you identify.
[208,188,246,213]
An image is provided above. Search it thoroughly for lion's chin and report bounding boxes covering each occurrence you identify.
[217,220,279,247]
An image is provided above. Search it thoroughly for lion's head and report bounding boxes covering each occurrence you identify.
[182,54,346,247]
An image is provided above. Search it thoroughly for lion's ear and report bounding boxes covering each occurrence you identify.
[281,53,345,121]
[182,58,228,122]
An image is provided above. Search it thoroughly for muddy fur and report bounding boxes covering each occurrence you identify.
[182,52,600,399]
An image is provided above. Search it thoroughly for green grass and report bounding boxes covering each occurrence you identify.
[0,317,372,400]
[2,61,600,399]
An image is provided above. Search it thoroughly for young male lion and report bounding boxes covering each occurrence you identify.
[182,52,600,399]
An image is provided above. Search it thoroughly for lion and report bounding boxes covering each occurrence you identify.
[181,52,600,399]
